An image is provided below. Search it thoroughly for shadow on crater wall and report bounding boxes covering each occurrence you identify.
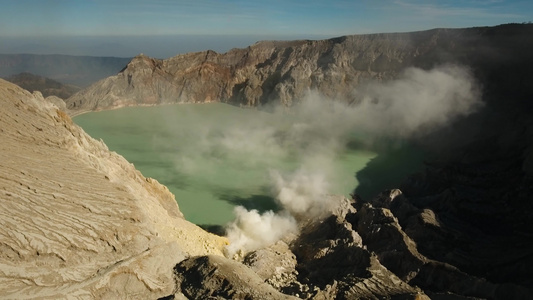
[354,143,426,200]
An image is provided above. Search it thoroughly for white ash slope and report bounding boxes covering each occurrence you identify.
[0,79,227,299]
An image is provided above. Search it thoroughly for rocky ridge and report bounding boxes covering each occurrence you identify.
[66,24,533,115]
[4,72,80,99]
[0,79,227,299]
[167,192,533,299]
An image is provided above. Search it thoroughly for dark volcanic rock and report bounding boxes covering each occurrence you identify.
[391,108,533,291]
[172,255,298,299]
[288,198,427,299]
[168,199,429,299]
[357,190,533,299]
[242,241,298,290]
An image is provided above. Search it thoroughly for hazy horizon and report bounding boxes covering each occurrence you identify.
[0,34,332,58]
[1,0,531,58]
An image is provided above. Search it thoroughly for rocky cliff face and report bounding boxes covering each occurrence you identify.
[167,194,532,299]
[0,79,227,299]
[169,24,533,299]
[66,24,533,115]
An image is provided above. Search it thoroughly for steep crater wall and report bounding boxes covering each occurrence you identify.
[66,24,533,115]
[0,79,227,298]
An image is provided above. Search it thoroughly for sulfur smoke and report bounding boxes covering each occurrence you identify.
[223,65,482,257]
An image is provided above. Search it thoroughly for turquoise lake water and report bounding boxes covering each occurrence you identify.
[74,103,424,226]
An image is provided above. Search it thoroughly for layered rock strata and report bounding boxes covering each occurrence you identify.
[66,24,533,115]
[0,79,227,299]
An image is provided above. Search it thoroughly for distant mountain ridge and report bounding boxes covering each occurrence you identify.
[4,72,80,99]
[0,54,131,87]
[66,24,533,114]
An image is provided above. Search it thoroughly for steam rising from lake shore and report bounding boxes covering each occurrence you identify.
[224,65,482,257]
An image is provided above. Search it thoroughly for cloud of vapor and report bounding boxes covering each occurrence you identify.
[224,168,341,258]
[224,207,298,258]
[270,169,331,218]
[349,64,482,137]
[223,64,482,257]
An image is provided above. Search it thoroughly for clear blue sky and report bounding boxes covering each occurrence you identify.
[0,0,531,57]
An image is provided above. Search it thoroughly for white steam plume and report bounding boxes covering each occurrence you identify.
[224,207,298,257]
[224,65,482,257]
[350,64,482,137]
[270,169,331,218]
[224,168,342,258]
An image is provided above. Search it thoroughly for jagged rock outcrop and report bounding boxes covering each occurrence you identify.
[289,201,426,299]
[173,255,299,300]
[30,90,67,111]
[165,197,429,299]
[0,79,227,298]
[163,192,532,299]
[243,241,298,290]
[66,24,533,115]
[361,190,533,299]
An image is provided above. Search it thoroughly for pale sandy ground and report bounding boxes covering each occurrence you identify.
[0,79,228,299]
